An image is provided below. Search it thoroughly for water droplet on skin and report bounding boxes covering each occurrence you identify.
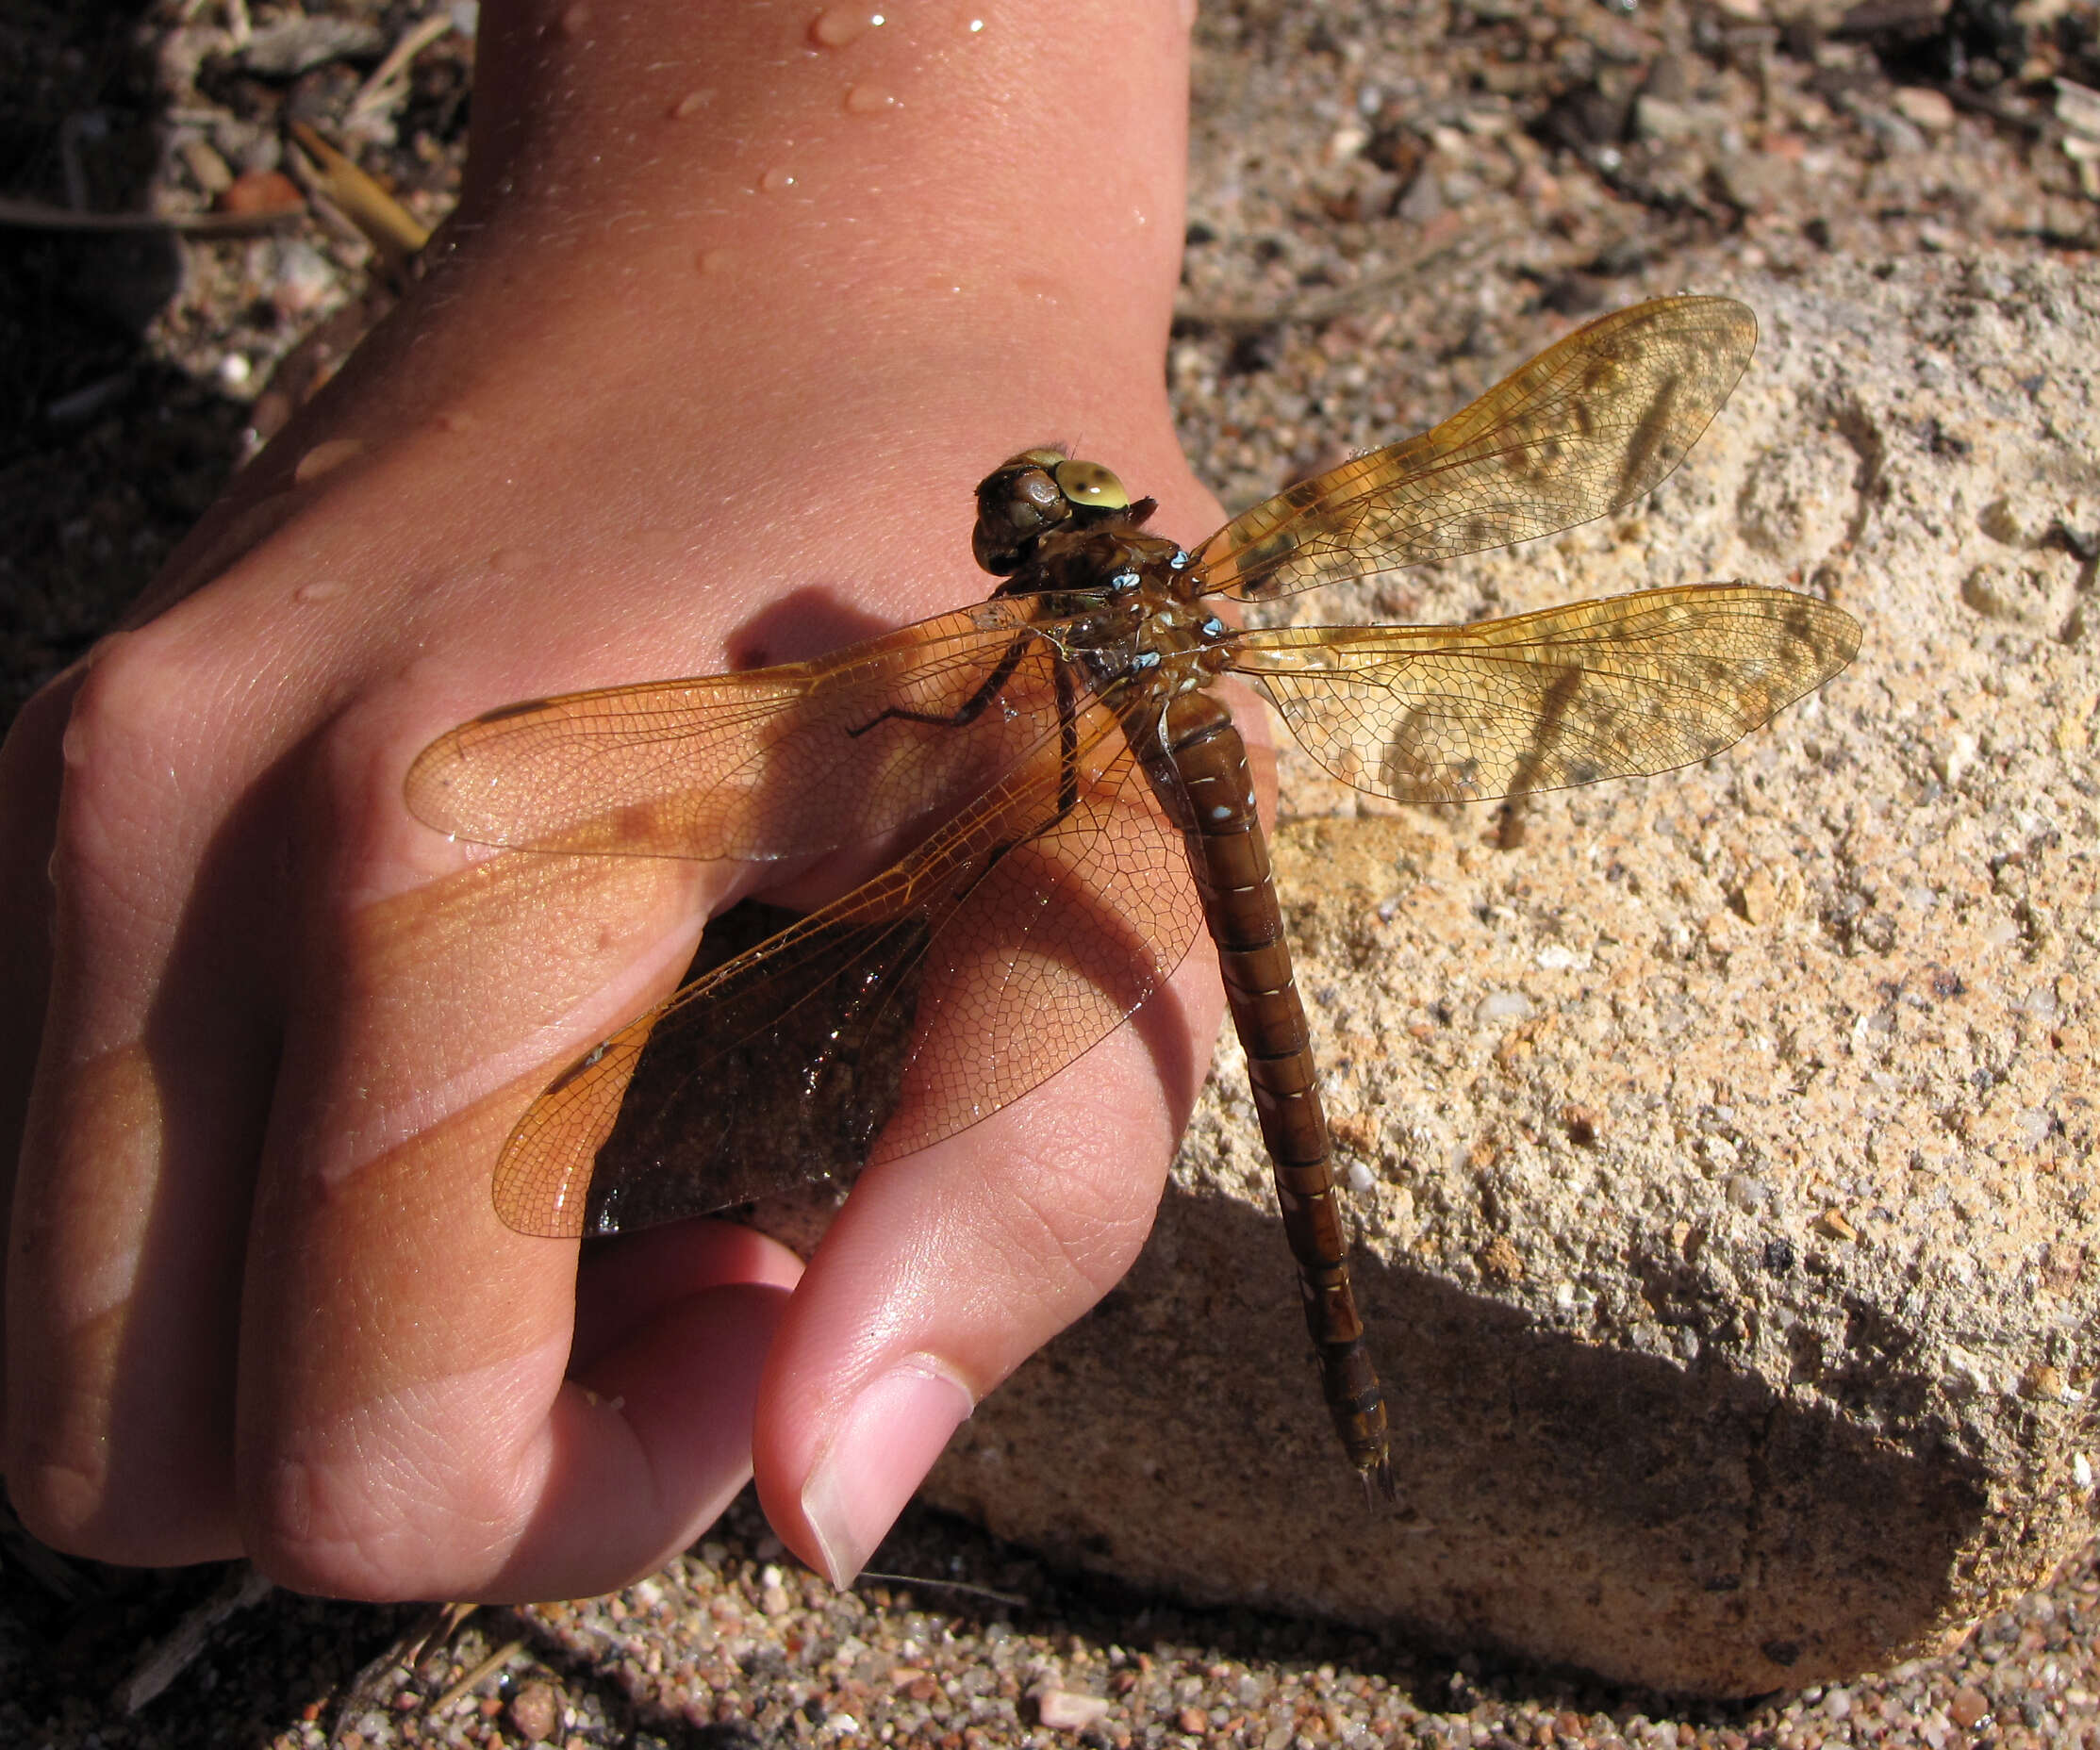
[670,89,713,119]
[698,245,736,274]
[758,166,797,194]
[967,16,984,31]
[843,82,897,114]
[60,719,89,768]
[430,409,474,433]
[810,6,884,48]
[293,581,345,603]
[293,438,364,485]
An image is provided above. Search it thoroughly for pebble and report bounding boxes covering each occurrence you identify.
[506,1679,560,1742]
[1035,1688,1113,1729]
[18,0,2100,1745]
[1949,1686,1992,1727]
[1893,87,1957,132]
[219,169,302,215]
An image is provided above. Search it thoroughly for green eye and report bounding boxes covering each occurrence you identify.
[1053,458,1130,510]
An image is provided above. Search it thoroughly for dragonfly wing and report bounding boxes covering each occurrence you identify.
[874,718,1204,1164]
[405,601,1066,860]
[1192,296,1758,603]
[489,694,1204,1237]
[1232,584,1861,804]
[498,898,940,1237]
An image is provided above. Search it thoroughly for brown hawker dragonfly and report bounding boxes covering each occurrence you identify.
[405,295,1860,1495]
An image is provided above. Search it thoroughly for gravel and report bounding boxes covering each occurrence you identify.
[4,0,2097,1742]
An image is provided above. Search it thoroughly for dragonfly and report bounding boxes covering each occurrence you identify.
[405,295,1861,1496]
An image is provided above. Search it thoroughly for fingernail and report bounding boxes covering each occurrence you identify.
[801,1356,974,1587]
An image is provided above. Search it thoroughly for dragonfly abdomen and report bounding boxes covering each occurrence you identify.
[1152,691,1394,1496]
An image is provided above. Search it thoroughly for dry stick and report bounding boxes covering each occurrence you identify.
[117,1565,276,1713]
[430,1636,532,1714]
[0,194,301,234]
[347,13,457,130]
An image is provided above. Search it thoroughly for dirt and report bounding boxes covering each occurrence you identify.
[3,0,2097,1743]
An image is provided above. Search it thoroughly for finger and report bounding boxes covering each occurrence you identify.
[0,674,74,1445]
[232,692,791,1599]
[748,953,1222,1586]
[241,1069,802,1601]
[4,625,292,1564]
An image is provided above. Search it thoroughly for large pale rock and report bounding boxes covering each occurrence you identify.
[918,257,2097,1695]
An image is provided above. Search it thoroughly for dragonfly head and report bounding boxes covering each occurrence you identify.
[972,449,1135,574]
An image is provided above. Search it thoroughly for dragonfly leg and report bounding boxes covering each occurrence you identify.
[847,632,1033,737]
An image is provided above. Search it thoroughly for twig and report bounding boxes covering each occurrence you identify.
[117,1565,275,1712]
[348,13,456,128]
[430,1635,530,1713]
[0,193,300,234]
[859,1570,1033,1609]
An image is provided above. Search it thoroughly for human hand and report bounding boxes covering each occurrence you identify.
[2,0,1221,1599]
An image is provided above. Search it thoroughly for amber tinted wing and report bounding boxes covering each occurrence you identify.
[1191,296,1758,603]
[405,601,1062,861]
[1230,584,1859,803]
[490,692,1203,1237]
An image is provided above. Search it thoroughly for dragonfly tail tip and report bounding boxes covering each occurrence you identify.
[1361,1453,1397,1510]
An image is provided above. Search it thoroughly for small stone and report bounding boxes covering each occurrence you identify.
[178,134,233,193]
[219,169,302,215]
[1815,1208,1858,1242]
[1948,1687,1992,1728]
[1034,1688,1112,1730]
[1892,87,1956,132]
[240,14,385,75]
[1331,1113,1379,1155]
[1476,989,1532,1025]
[1479,1235,1525,1283]
[2021,1363,2064,1401]
[508,1681,560,1743]
[271,239,335,318]
[2054,77,2100,139]
[2041,1242,2086,1292]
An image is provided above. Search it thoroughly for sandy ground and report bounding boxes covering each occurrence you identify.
[4,0,2098,1743]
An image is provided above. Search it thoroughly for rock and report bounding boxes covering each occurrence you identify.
[920,256,2097,1697]
[505,1680,560,1743]
[239,15,386,77]
[1033,1687,1113,1730]
[1892,87,1957,133]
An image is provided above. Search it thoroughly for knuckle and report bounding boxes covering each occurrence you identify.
[47,627,214,885]
[296,675,459,913]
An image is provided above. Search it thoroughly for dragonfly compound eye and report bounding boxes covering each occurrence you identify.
[973,455,1073,573]
[1053,458,1131,511]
